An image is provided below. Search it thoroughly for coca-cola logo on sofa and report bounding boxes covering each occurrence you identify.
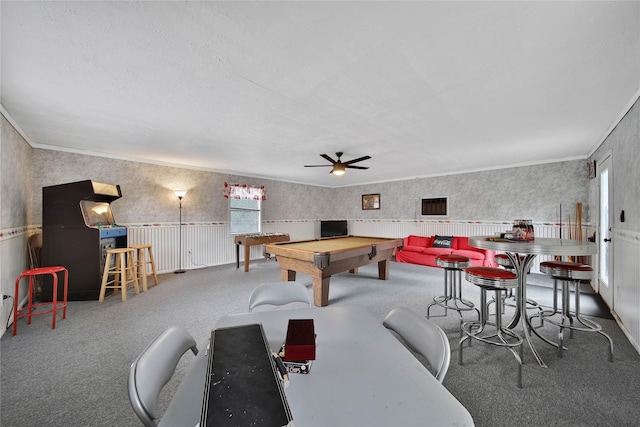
[433,235,453,248]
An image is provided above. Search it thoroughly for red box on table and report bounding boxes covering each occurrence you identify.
[284,319,316,361]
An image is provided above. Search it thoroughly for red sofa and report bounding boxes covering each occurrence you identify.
[396,235,495,268]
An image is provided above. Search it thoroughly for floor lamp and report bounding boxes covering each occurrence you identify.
[174,190,187,274]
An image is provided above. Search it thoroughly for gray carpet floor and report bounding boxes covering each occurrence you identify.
[1,260,639,427]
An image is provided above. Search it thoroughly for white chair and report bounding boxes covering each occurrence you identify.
[128,326,199,427]
[383,307,451,383]
[248,281,311,312]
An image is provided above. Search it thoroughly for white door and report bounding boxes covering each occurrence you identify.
[597,154,614,308]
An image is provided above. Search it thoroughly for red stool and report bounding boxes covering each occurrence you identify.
[460,266,523,388]
[428,254,478,335]
[532,261,613,361]
[13,266,68,336]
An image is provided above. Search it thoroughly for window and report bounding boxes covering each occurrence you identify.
[230,198,261,234]
[223,182,266,234]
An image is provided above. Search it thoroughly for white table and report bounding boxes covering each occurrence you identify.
[469,236,597,367]
[159,305,474,427]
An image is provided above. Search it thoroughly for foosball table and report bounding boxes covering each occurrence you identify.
[234,232,290,272]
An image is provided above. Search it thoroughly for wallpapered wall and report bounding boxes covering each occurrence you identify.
[589,97,640,233]
[29,148,589,226]
[1,115,34,333]
[1,115,32,229]
[30,150,338,225]
[336,161,589,223]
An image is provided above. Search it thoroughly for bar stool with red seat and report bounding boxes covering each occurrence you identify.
[13,266,68,336]
[492,254,516,307]
[427,254,479,335]
[460,266,523,388]
[531,260,613,361]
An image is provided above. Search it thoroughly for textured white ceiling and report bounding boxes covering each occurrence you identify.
[2,1,639,187]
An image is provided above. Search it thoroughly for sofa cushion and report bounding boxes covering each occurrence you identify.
[423,247,453,256]
[402,245,426,254]
[455,249,485,261]
[433,235,453,248]
[406,235,433,248]
[456,236,476,251]
[396,250,439,267]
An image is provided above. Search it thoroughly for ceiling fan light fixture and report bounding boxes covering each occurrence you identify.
[331,163,346,175]
[305,152,370,176]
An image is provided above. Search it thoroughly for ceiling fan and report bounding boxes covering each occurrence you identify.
[304,152,372,176]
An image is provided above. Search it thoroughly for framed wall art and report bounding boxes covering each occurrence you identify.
[422,197,447,216]
[362,193,380,210]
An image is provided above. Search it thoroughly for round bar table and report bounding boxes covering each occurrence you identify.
[469,236,597,367]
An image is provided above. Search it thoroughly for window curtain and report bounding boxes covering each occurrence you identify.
[223,182,267,200]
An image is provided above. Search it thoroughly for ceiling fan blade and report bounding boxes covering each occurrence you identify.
[305,152,370,173]
[343,155,371,165]
[320,154,337,164]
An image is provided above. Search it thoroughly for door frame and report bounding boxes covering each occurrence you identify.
[596,151,614,308]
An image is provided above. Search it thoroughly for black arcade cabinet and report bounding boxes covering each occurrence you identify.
[41,180,127,301]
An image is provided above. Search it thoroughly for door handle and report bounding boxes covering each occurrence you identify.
[604,238,612,242]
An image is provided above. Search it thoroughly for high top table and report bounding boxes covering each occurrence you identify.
[158,306,474,427]
[468,236,597,367]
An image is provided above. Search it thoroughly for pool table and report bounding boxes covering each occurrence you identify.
[264,235,404,307]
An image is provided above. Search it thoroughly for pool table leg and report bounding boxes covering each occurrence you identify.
[378,259,390,280]
[281,269,296,282]
[281,269,329,307]
[312,277,330,307]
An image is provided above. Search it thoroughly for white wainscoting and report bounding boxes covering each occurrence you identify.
[0,227,33,338]
[126,221,317,274]
[613,229,640,354]
[127,219,585,275]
